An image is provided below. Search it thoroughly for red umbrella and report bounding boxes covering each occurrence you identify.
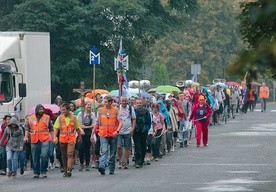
[226,81,240,87]
[28,104,60,115]
[75,97,94,107]
[251,81,261,86]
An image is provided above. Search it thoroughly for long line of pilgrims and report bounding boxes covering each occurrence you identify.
[0,83,250,177]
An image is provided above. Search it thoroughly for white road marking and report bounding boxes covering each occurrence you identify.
[160,163,269,166]
[226,171,260,174]
[196,178,273,192]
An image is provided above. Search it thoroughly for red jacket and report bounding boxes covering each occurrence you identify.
[0,123,8,145]
[190,103,212,123]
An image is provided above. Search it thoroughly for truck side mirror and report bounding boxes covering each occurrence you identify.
[19,83,26,97]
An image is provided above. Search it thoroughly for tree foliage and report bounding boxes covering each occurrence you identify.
[143,0,243,85]
[151,63,170,85]
[0,0,196,101]
[228,0,276,79]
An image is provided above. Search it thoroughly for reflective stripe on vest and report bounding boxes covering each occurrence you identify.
[59,114,77,143]
[98,107,119,137]
[29,114,50,143]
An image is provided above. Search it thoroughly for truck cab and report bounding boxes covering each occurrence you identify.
[0,32,51,124]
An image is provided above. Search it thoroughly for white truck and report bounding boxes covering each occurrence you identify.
[0,32,51,124]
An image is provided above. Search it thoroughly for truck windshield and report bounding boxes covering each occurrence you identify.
[0,72,12,102]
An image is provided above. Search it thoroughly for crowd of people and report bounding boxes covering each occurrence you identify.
[0,81,270,178]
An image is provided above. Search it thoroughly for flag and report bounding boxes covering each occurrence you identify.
[191,74,195,82]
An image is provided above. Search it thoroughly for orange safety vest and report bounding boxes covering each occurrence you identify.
[28,114,50,143]
[98,106,119,137]
[259,86,269,99]
[59,114,77,143]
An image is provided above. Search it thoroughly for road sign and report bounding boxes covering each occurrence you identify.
[191,64,201,75]
[89,46,100,65]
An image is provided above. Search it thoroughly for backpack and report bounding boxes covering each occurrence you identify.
[135,108,149,132]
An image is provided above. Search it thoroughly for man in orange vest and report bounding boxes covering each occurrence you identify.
[93,95,120,175]
[24,104,54,178]
[53,102,82,177]
[259,82,269,112]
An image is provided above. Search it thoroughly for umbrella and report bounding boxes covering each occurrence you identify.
[251,81,261,86]
[147,88,156,93]
[211,83,227,89]
[226,81,240,87]
[28,104,60,115]
[86,89,109,99]
[75,97,94,107]
[109,90,138,98]
[156,85,181,93]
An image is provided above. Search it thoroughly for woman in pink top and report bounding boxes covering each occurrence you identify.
[151,103,165,161]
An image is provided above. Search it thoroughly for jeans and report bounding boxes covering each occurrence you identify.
[152,129,162,158]
[60,142,75,172]
[133,132,148,165]
[48,142,55,164]
[0,146,7,172]
[6,148,19,173]
[79,129,92,166]
[178,119,188,143]
[31,141,49,175]
[261,98,267,111]
[99,137,117,172]
[18,151,25,171]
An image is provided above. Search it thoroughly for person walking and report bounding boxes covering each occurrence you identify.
[133,98,151,168]
[0,114,12,176]
[151,103,165,161]
[94,96,120,175]
[189,95,212,147]
[77,102,95,171]
[117,96,136,169]
[24,104,54,178]
[53,102,82,177]
[259,82,269,112]
[0,117,24,177]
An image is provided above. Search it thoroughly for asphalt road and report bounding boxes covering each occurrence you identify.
[1,103,276,192]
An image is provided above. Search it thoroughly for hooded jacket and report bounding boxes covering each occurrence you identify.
[0,117,24,151]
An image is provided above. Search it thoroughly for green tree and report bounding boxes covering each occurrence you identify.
[0,0,196,101]
[144,0,243,85]
[228,0,276,79]
[151,63,170,85]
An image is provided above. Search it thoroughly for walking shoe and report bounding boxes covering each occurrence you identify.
[98,167,105,175]
[79,165,84,171]
[85,165,90,171]
[67,170,72,177]
[7,172,12,177]
[146,159,151,165]
[20,167,24,175]
[41,173,47,178]
[11,172,17,177]
[60,167,65,172]
[33,174,39,178]
[95,160,99,169]
[154,158,159,161]
[118,161,122,169]
[180,143,184,148]
[49,163,55,170]
[63,172,68,177]
[0,171,6,175]
[135,164,140,168]
[109,170,114,175]
[204,144,208,147]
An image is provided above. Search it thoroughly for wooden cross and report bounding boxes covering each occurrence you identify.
[73,81,91,108]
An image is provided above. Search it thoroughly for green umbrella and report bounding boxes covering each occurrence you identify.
[156,85,181,93]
